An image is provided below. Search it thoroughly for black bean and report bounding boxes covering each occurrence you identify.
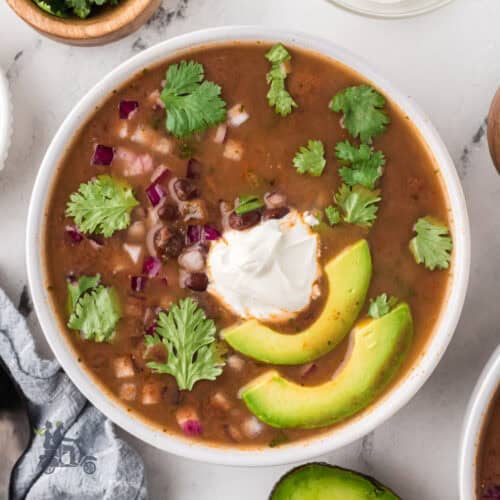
[228,210,261,230]
[158,203,180,221]
[174,178,198,201]
[163,232,185,259]
[186,158,203,179]
[186,273,208,292]
[262,206,290,221]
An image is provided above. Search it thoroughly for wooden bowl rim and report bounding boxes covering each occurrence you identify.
[7,0,158,41]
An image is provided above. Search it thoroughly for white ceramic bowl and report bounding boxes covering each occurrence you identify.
[26,26,470,466]
[459,346,500,499]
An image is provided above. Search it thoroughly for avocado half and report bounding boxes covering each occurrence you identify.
[270,463,400,500]
[223,239,372,365]
[241,303,413,429]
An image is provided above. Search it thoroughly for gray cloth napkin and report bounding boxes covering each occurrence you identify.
[0,288,148,500]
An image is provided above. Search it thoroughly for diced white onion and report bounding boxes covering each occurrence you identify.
[123,243,142,264]
[227,104,249,127]
[214,123,227,143]
[223,139,243,161]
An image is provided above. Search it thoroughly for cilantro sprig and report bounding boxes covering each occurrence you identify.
[368,294,398,319]
[292,140,326,177]
[324,205,341,226]
[265,44,298,117]
[160,61,227,138]
[334,184,381,228]
[235,195,264,215]
[66,275,121,342]
[409,216,452,271]
[336,140,385,189]
[66,175,139,238]
[145,298,225,391]
[330,85,390,144]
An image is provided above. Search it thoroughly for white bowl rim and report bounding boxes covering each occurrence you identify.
[459,345,500,499]
[26,25,471,467]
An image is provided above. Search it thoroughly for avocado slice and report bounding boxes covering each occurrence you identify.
[270,463,400,500]
[223,239,372,365]
[241,303,413,428]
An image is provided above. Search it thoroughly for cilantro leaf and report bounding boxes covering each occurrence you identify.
[160,61,227,138]
[67,282,121,342]
[33,0,69,17]
[368,293,398,319]
[336,140,385,189]
[265,44,297,117]
[235,195,264,215]
[145,298,224,391]
[67,274,101,313]
[409,216,452,271]
[66,175,139,238]
[335,184,381,228]
[292,140,326,177]
[325,205,341,226]
[330,85,390,143]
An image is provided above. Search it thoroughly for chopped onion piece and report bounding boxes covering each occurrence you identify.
[123,243,142,264]
[146,222,163,257]
[213,123,227,143]
[178,248,205,273]
[176,407,202,436]
[223,139,243,161]
[119,383,137,401]
[131,275,148,292]
[186,225,201,245]
[92,145,114,166]
[203,225,221,241]
[141,382,163,405]
[151,165,171,184]
[227,104,249,127]
[299,363,318,378]
[242,417,264,438]
[142,256,161,277]
[113,356,135,378]
[65,225,84,244]
[146,182,166,207]
[226,355,245,371]
[119,100,139,119]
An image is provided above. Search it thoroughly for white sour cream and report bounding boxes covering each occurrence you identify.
[207,211,320,321]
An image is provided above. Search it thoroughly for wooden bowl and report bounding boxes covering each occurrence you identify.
[6,0,161,46]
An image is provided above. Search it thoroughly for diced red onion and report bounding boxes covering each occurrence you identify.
[227,104,250,127]
[186,225,201,245]
[300,363,318,378]
[142,256,161,277]
[186,158,202,179]
[92,145,114,166]
[65,225,84,244]
[213,123,227,144]
[180,420,203,437]
[151,165,171,184]
[119,100,139,119]
[203,225,221,241]
[131,275,147,292]
[146,182,166,207]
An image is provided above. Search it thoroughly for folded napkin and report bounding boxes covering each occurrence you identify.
[0,288,148,500]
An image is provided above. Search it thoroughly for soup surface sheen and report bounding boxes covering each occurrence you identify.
[44,42,451,448]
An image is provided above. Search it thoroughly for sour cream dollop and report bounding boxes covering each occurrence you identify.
[207,210,320,321]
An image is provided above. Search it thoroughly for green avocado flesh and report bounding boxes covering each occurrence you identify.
[223,239,372,365]
[241,303,413,429]
[270,463,400,500]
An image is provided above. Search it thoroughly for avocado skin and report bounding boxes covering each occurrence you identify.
[241,303,413,429]
[270,463,400,500]
[223,239,372,365]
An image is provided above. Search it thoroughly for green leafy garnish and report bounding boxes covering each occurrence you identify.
[292,140,326,177]
[265,43,298,117]
[32,0,69,17]
[368,293,398,319]
[34,0,119,18]
[409,216,452,271]
[66,275,121,342]
[145,298,224,391]
[160,61,227,138]
[324,205,341,226]
[330,85,390,143]
[336,140,385,189]
[235,195,264,215]
[334,184,381,228]
[66,175,139,238]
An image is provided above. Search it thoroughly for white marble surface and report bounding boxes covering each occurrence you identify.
[0,0,499,498]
